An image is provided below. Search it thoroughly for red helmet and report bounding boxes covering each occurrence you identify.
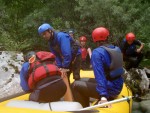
[92,27,109,42]
[80,36,87,42]
[126,32,135,41]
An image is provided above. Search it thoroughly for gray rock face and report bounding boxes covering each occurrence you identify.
[144,68,150,75]
[137,69,149,93]
[123,68,150,95]
[0,51,24,100]
[132,100,150,113]
[125,68,150,113]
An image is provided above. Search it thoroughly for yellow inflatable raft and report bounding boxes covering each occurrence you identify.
[0,70,132,113]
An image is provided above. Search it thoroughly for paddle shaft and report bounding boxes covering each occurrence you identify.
[79,96,132,111]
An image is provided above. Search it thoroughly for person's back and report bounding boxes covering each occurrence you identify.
[72,27,124,107]
[91,45,124,97]
[20,51,67,102]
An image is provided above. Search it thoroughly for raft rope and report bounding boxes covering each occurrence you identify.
[49,102,52,111]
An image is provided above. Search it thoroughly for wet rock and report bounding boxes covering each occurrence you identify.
[137,69,149,93]
[146,109,150,113]
[123,68,149,95]
[144,67,150,78]
[132,92,150,112]
[0,51,24,100]
[132,101,140,111]
[140,100,150,113]
[132,110,142,113]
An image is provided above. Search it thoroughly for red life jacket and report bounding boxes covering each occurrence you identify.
[81,48,88,61]
[28,51,61,89]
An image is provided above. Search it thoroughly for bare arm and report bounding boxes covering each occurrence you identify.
[87,48,92,59]
[137,43,144,53]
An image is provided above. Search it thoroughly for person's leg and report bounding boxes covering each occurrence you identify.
[81,60,87,70]
[125,61,132,70]
[124,56,132,70]
[72,55,81,80]
[79,77,96,83]
[135,52,144,67]
[62,72,74,101]
[71,78,99,107]
[61,64,75,101]
[86,55,92,70]
[66,70,72,84]
[125,56,137,70]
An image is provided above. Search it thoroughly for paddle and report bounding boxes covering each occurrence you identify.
[78,96,132,111]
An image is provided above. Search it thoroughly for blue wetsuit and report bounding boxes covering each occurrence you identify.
[91,45,123,98]
[20,62,30,92]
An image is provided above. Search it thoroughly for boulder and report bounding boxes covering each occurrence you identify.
[132,101,140,111]
[0,51,24,100]
[144,67,150,78]
[137,69,149,93]
[123,68,149,95]
[140,100,150,113]
[132,110,143,113]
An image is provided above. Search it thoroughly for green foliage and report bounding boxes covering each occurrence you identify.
[0,0,79,52]
[140,59,150,68]
[75,0,150,50]
[0,0,149,54]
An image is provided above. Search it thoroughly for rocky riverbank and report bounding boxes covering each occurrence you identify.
[0,51,24,100]
[132,94,150,113]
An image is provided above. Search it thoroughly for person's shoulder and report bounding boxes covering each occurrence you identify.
[57,31,68,36]
[92,47,107,59]
[93,47,105,53]
[134,39,141,43]
[22,62,29,67]
[101,45,120,52]
[57,32,70,40]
